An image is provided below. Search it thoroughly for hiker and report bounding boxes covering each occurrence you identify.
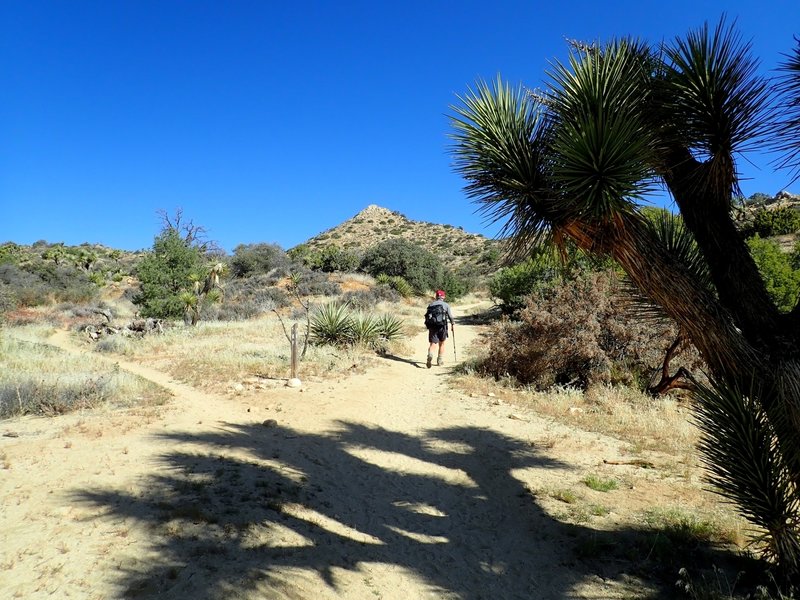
[424,290,454,368]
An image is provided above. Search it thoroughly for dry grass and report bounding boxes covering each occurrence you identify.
[0,331,171,418]
[454,372,698,458]
[451,339,756,568]
[106,310,416,393]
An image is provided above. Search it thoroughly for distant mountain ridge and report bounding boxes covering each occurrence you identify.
[299,204,502,273]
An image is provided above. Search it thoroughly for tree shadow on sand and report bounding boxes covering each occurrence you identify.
[72,421,758,599]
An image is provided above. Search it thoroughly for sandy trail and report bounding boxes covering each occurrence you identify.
[1,310,653,599]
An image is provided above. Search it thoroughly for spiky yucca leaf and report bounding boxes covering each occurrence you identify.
[179,291,198,309]
[663,18,771,197]
[388,276,413,298]
[774,38,800,181]
[310,302,353,346]
[203,289,223,305]
[350,312,380,346]
[664,18,770,158]
[449,76,558,257]
[620,209,714,322]
[547,38,659,218]
[692,379,800,573]
[375,314,405,342]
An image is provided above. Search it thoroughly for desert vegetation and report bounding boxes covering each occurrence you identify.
[5,26,800,592]
[451,17,800,592]
[0,327,170,418]
[5,188,800,595]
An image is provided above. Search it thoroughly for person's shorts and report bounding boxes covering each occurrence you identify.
[428,325,448,344]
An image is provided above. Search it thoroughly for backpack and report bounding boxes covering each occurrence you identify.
[424,302,447,329]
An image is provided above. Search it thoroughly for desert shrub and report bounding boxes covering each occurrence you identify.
[489,258,557,314]
[477,247,500,266]
[749,206,800,237]
[0,264,49,307]
[0,288,14,315]
[310,303,405,348]
[94,336,132,354]
[0,261,97,309]
[434,269,471,301]
[478,271,700,390]
[229,243,290,278]
[361,239,443,293]
[56,302,115,320]
[746,192,773,206]
[201,278,291,321]
[304,245,360,273]
[341,286,401,310]
[748,236,800,312]
[1,336,167,417]
[133,229,206,319]
[0,243,23,265]
[202,301,258,321]
[293,269,341,296]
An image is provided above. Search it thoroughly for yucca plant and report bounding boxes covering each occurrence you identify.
[375,314,405,343]
[349,312,380,346]
[310,302,353,346]
[450,19,800,582]
[179,291,199,325]
[388,276,414,298]
[693,379,800,581]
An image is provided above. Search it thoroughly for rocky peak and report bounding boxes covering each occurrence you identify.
[352,205,404,221]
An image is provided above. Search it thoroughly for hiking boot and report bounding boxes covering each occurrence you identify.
[437,355,444,366]
[426,354,432,369]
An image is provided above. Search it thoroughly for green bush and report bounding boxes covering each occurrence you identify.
[133,229,206,319]
[747,235,800,312]
[750,206,800,237]
[306,246,360,273]
[361,239,443,293]
[229,243,290,278]
[434,269,471,301]
[0,243,22,265]
[489,257,556,314]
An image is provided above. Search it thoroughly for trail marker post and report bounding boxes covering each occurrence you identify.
[290,323,298,379]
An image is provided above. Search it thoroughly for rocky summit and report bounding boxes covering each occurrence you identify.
[300,204,503,274]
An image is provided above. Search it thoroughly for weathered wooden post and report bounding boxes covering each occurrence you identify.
[290,323,298,379]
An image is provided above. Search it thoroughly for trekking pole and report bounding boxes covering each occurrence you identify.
[452,325,457,362]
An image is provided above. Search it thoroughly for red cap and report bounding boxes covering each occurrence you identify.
[435,290,445,298]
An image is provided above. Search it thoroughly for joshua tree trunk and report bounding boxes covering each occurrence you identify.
[565,212,800,489]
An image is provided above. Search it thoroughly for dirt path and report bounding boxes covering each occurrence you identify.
[1,312,656,599]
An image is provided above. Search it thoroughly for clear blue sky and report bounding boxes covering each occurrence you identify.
[2,1,799,253]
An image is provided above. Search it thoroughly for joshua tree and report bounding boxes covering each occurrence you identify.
[450,20,800,582]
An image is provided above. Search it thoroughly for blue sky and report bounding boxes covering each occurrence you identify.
[2,1,799,253]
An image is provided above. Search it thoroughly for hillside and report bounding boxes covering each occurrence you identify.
[732,189,800,250]
[300,205,503,273]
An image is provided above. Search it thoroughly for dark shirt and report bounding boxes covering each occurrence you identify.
[429,299,454,325]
